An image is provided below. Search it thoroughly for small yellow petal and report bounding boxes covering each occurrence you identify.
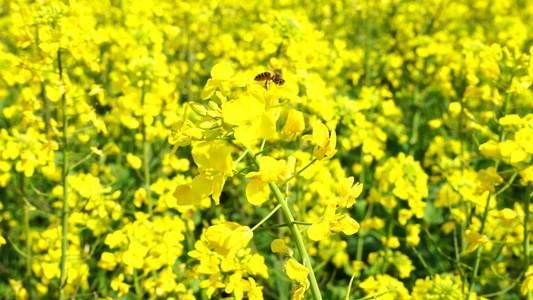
[286,258,309,284]
[307,219,331,241]
[90,147,103,157]
[211,62,234,80]
[246,178,270,206]
[271,239,293,255]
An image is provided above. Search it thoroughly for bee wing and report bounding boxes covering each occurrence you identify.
[268,63,279,75]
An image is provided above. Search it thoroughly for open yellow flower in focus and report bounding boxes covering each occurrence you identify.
[204,222,253,257]
[281,109,305,142]
[286,258,310,300]
[303,122,337,161]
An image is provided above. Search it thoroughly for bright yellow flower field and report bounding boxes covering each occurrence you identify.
[1,0,533,299]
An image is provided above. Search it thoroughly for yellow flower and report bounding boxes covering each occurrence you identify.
[303,122,337,161]
[381,236,400,249]
[245,156,288,205]
[398,208,413,226]
[9,279,28,300]
[110,274,131,297]
[498,208,516,221]
[126,153,142,170]
[294,283,309,300]
[90,146,103,157]
[499,140,527,164]
[307,203,336,241]
[499,114,524,126]
[285,258,309,284]
[522,266,533,296]
[308,202,360,241]
[201,62,237,99]
[465,229,489,253]
[133,188,147,208]
[477,167,503,185]
[339,176,363,208]
[270,239,293,256]
[222,91,276,147]
[520,166,533,182]
[427,118,442,129]
[247,277,264,300]
[281,109,305,141]
[448,102,461,116]
[97,252,118,271]
[479,140,501,159]
[173,141,233,205]
[406,224,421,246]
[15,150,38,177]
[204,222,253,257]
[168,104,195,156]
[516,127,533,153]
[122,240,149,269]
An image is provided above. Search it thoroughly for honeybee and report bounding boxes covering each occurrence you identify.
[254,64,285,90]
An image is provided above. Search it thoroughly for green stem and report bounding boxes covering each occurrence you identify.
[355,149,368,265]
[409,86,421,156]
[255,140,282,156]
[233,148,249,167]
[133,269,142,299]
[21,175,32,299]
[58,48,69,300]
[524,182,531,300]
[7,237,27,258]
[69,153,93,171]
[35,25,51,133]
[277,158,317,188]
[345,272,357,300]
[140,87,153,217]
[354,288,397,300]
[251,204,281,232]
[246,147,322,300]
[364,0,372,87]
[411,245,433,279]
[466,93,512,300]
[466,194,492,299]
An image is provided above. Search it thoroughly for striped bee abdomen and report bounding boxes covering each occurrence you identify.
[254,72,272,82]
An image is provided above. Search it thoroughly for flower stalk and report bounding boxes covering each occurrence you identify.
[246,147,322,300]
[21,174,32,299]
[140,87,153,217]
[58,48,69,300]
[524,181,531,300]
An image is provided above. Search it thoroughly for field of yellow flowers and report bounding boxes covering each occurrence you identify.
[1,0,533,299]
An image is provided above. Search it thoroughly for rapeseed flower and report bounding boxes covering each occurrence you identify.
[303,122,337,161]
[173,141,233,205]
[204,222,253,257]
[281,109,305,141]
[245,156,290,205]
[222,91,276,147]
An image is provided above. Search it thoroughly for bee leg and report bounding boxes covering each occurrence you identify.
[264,80,268,90]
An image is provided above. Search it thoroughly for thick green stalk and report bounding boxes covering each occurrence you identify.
[35,25,51,133]
[356,148,366,264]
[133,269,142,299]
[524,182,531,300]
[364,0,372,87]
[140,88,153,216]
[143,134,152,216]
[58,49,69,300]
[466,93,513,299]
[466,193,491,300]
[21,175,32,299]
[251,204,281,232]
[246,147,322,300]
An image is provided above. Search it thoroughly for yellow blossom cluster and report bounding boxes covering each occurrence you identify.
[2,0,533,299]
